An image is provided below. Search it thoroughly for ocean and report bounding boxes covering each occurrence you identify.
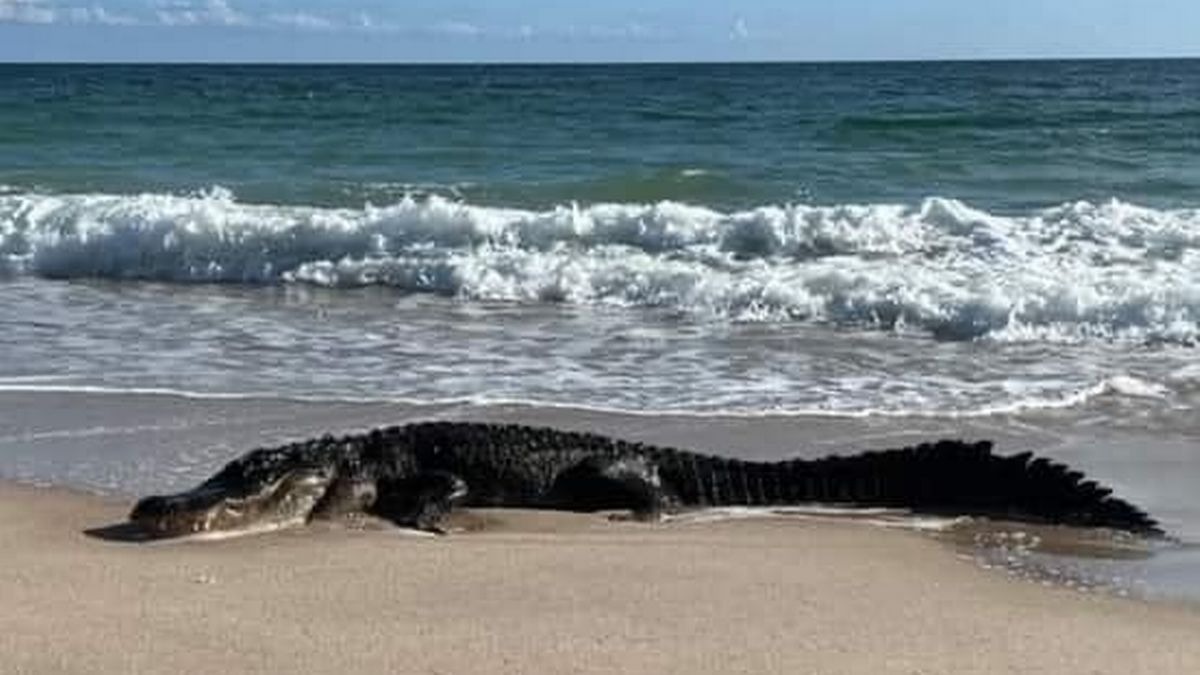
[1,61,1198,599]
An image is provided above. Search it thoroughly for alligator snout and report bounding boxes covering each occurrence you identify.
[130,486,241,536]
[130,466,336,538]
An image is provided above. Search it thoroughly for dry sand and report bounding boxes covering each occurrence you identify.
[2,482,1198,675]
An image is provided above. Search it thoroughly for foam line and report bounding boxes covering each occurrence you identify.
[0,375,1167,418]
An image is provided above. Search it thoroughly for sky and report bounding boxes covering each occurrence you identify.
[1,0,1198,63]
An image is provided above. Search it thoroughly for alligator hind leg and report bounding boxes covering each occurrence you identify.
[369,471,469,534]
[545,456,673,520]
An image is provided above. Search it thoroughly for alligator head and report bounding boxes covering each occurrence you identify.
[129,464,337,538]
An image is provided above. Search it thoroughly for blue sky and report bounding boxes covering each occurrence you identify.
[1,0,1198,62]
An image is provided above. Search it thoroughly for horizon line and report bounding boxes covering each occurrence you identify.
[2,55,1199,67]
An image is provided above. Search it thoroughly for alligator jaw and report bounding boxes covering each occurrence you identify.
[129,466,336,538]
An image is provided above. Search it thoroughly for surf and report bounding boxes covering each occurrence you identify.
[2,188,1199,344]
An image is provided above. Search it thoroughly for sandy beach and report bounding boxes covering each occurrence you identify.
[4,52,1200,675]
[2,481,1198,675]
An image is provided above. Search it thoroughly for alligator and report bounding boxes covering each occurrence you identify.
[129,421,1163,538]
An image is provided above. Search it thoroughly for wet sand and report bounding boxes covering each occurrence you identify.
[2,482,1200,675]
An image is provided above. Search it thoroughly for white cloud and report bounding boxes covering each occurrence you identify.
[155,0,247,27]
[268,11,334,31]
[344,11,400,33]
[430,20,481,37]
[731,17,749,40]
[204,0,241,25]
[0,0,57,24]
[596,22,649,39]
[69,5,138,25]
[562,22,667,41]
[1,1,143,26]
[0,3,679,44]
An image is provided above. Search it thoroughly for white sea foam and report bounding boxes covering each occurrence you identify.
[1102,375,1170,399]
[0,375,1168,419]
[3,189,1199,343]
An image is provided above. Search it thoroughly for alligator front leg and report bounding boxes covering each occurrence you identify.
[370,471,469,534]
[545,456,674,520]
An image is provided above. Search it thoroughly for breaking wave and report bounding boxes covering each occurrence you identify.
[3,187,1199,343]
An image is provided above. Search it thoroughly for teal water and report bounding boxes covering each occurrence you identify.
[2,61,1200,210]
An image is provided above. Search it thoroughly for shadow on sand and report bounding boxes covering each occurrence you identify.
[84,521,157,543]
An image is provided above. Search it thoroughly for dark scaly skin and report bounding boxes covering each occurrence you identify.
[129,421,1163,538]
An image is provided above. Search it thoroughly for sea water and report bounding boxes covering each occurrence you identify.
[2,62,1199,415]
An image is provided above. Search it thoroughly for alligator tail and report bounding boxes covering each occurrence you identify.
[659,440,1161,535]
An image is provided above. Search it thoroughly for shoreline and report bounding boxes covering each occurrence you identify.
[3,480,1200,674]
